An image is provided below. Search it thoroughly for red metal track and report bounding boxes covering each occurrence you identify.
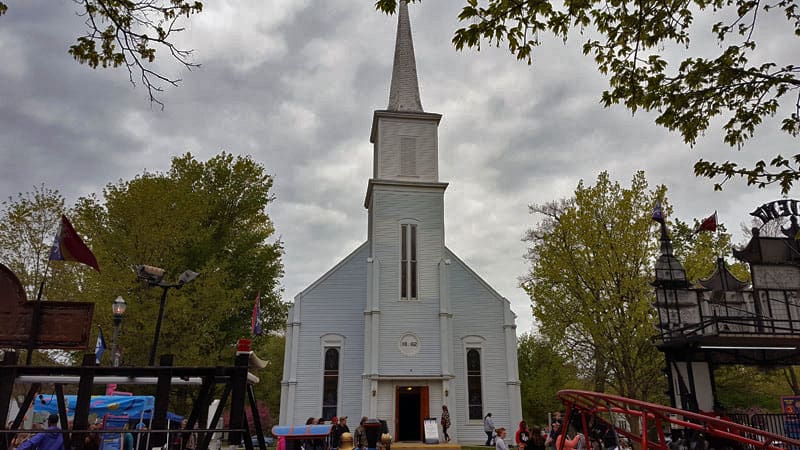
[556,390,800,450]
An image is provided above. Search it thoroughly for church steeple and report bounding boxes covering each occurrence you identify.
[387,0,423,112]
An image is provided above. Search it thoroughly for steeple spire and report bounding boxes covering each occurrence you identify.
[387,0,423,112]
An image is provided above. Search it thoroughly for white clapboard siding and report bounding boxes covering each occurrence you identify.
[375,118,439,182]
[281,243,369,424]
[370,186,445,375]
[446,247,515,443]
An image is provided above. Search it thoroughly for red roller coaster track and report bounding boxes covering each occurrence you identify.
[556,390,800,450]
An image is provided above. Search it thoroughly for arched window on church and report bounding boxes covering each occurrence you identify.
[467,348,483,419]
[401,223,418,299]
[322,347,340,420]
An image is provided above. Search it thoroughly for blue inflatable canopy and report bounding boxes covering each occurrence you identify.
[271,425,332,438]
[34,395,155,420]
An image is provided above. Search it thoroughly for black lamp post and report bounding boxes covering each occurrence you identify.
[135,265,199,366]
[111,296,127,367]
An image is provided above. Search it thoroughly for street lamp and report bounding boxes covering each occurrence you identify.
[111,296,127,367]
[135,265,200,366]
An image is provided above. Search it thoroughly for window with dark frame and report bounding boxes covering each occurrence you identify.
[400,224,418,299]
[467,348,483,420]
[322,347,340,420]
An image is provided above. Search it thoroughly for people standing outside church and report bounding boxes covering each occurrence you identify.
[516,421,530,450]
[495,428,508,450]
[545,416,562,450]
[330,417,343,450]
[340,417,350,434]
[16,415,64,450]
[354,417,368,450]
[440,406,451,442]
[529,426,546,450]
[484,413,495,446]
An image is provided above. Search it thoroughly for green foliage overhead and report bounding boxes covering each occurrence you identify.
[521,171,666,402]
[69,152,285,367]
[375,0,800,193]
[0,1,203,107]
[517,333,580,427]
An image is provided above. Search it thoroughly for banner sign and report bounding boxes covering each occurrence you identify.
[781,396,800,441]
[750,199,800,224]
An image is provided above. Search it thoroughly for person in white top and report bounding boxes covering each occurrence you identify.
[495,428,508,450]
[484,413,495,446]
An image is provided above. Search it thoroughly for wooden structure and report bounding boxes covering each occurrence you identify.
[652,203,800,412]
[0,350,268,450]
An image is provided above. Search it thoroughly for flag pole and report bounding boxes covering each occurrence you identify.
[26,258,53,365]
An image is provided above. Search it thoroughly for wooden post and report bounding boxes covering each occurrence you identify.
[0,351,19,450]
[227,353,249,447]
[199,384,231,450]
[55,384,71,450]
[72,354,96,450]
[150,354,174,448]
[247,384,264,450]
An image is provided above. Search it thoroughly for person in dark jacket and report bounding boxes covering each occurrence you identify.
[17,415,64,450]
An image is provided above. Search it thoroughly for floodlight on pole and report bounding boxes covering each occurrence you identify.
[135,265,200,366]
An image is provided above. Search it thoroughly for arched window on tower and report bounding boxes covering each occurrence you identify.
[322,347,340,420]
[467,348,483,419]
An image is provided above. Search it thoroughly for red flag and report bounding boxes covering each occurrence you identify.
[49,215,100,272]
[696,211,718,234]
[251,291,262,336]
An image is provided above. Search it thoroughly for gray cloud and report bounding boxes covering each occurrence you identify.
[0,0,792,336]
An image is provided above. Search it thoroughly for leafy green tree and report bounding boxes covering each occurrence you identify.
[0,185,65,299]
[517,333,580,427]
[376,0,800,193]
[715,365,788,412]
[0,1,203,107]
[521,171,666,402]
[250,333,285,427]
[670,219,750,283]
[71,152,286,367]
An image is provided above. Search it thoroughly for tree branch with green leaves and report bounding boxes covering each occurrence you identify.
[1,1,203,108]
[376,0,800,193]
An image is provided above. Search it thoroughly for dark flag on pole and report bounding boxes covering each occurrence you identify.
[695,211,718,234]
[251,291,262,336]
[652,200,665,224]
[49,215,100,272]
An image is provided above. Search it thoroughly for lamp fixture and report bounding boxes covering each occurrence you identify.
[112,296,127,317]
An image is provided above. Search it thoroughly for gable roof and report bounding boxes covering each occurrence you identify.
[294,241,369,300]
[445,246,512,309]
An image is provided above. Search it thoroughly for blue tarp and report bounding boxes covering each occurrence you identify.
[34,395,155,420]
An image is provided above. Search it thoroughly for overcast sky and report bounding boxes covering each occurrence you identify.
[1,1,795,334]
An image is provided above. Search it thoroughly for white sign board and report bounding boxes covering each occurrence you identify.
[423,418,439,444]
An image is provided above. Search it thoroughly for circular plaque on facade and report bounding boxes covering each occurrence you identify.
[399,333,420,356]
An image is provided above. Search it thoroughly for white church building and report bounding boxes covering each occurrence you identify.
[279,2,522,442]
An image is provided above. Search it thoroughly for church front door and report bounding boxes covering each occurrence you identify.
[395,386,429,442]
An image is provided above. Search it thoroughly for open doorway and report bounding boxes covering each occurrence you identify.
[395,386,428,441]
